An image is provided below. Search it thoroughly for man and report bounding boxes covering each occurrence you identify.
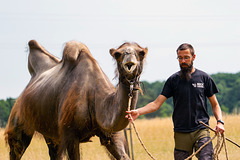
[126,43,225,160]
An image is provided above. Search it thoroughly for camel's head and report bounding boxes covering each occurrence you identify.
[110,42,148,84]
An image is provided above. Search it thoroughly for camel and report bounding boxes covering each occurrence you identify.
[4,40,148,160]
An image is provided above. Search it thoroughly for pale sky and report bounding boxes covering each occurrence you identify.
[0,0,240,99]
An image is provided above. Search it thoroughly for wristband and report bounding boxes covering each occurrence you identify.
[217,119,224,125]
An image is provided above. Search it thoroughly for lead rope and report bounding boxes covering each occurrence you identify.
[185,121,235,160]
[185,134,218,160]
[127,83,156,160]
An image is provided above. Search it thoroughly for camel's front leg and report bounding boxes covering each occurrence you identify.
[5,122,33,160]
[100,131,130,160]
[59,127,80,160]
[66,139,80,160]
[43,136,61,160]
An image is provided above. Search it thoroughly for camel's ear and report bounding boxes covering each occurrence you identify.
[139,47,148,60]
[109,48,116,57]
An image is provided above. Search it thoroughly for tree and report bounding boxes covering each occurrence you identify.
[0,98,15,127]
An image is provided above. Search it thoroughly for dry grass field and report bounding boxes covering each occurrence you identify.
[1,115,239,160]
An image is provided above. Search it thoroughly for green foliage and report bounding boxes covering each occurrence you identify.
[0,72,239,126]
[211,72,240,113]
[0,98,15,127]
[137,81,173,118]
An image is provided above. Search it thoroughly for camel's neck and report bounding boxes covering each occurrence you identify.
[95,81,139,132]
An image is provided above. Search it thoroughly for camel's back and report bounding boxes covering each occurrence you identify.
[19,41,112,131]
[26,40,112,106]
[7,40,115,138]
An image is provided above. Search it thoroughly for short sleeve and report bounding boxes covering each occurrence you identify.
[161,77,173,98]
[204,76,219,97]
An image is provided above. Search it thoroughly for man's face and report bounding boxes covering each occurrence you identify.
[177,49,195,69]
[177,49,195,80]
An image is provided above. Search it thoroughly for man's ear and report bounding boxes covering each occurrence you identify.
[193,54,196,61]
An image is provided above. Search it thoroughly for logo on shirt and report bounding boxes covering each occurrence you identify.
[192,83,204,88]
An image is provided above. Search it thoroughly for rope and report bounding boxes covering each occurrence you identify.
[200,121,240,148]
[185,134,217,160]
[213,132,229,160]
[185,121,230,160]
[127,95,157,160]
[223,134,228,160]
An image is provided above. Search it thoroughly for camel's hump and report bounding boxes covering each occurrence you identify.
[62,41,93,63]
[28,40,60,63]
[28,40,60,77]
[28,40,44,50]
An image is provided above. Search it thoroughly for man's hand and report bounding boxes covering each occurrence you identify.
[214,123,225,134]
[125,110,140,122]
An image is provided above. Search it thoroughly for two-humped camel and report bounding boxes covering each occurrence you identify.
[4,40,148,160]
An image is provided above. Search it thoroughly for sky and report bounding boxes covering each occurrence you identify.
[0,0,240,99]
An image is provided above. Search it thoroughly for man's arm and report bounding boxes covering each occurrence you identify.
[208,94,225,134]
[126,94,167,121]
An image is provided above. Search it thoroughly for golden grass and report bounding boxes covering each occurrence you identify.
[1,115,240,160]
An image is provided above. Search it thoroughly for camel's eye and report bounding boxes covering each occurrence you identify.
[114,52,122,60]
[139,51,146,59]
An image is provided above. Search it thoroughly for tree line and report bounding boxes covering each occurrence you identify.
[0,98,15,127]
[0,72,240,127]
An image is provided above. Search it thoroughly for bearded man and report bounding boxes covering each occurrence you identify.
[126,43,225,160]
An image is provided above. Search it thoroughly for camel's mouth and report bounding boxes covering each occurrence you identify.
[123,62,137,73]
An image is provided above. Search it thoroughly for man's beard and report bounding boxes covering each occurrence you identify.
[180,61,193,81]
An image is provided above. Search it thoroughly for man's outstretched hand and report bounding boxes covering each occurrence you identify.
[125,110,140,122]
